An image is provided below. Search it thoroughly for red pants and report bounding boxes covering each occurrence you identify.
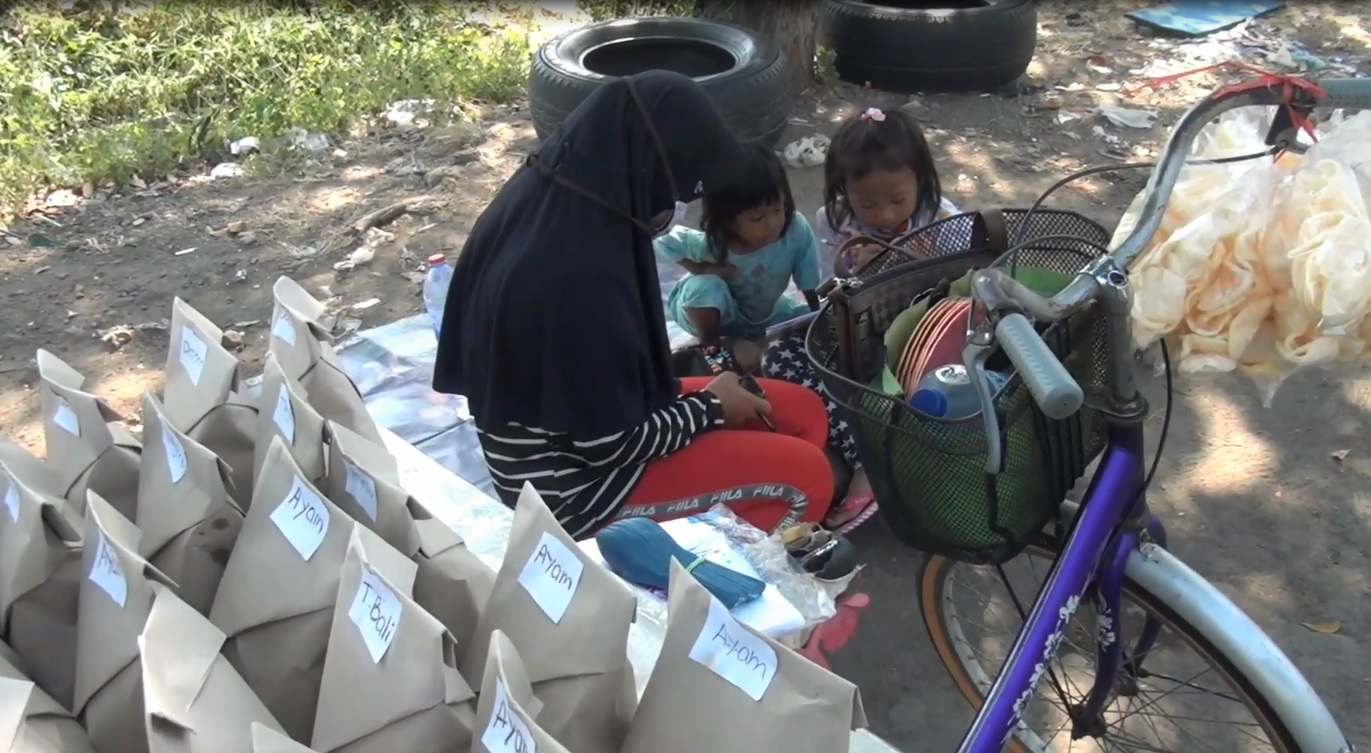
[617,377,835,533]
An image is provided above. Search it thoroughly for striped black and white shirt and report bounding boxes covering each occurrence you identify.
[478,392,726,539]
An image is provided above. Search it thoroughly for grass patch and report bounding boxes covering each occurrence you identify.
[0,0,536,216]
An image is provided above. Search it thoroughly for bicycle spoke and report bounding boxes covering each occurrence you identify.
[935,553,1284,753]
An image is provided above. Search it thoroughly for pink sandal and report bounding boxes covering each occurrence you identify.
[826,495,878,535]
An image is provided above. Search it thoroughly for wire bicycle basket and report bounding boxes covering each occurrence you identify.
[806,209,1112,564]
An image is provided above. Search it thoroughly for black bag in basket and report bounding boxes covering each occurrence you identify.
[807,209,1109,564]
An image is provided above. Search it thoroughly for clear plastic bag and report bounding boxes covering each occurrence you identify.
[692,505,840,629]
[1116,108,1371,403]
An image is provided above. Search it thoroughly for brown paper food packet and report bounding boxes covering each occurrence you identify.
[255,355,327,487]
[141,582,287,753]
[35,350,141,519]
[0,642,28,679]
[74,491,175,753]
[136,392,243,616]
[209,437,416,744]
[0,440,63,501]
[0,468,83,711]
[311,531,475,753]
[409,515,493,665]
[470,630,567,753]
[0,648,94,753]
[320,422,418,554]
[461,484,636,753]
[620,561,866,753]
[251,724,317,753]
[269,277,383,445]
[165,298,258,511]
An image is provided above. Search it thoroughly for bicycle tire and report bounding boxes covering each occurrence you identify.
[919,542,1303,753]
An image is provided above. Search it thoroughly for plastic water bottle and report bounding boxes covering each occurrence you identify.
[422,254,453,338]
[910,364,1009,419]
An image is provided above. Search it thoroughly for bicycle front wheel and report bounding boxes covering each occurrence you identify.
[920,542,1302,752]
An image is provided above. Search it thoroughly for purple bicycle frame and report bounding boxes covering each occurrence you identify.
[958,422,1164,753]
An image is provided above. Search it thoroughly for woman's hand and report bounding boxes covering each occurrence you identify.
[704,372,771,428]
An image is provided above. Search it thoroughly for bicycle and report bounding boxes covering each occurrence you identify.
[816,73,1367,752]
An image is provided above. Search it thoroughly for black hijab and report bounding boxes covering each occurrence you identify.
[432,70,745,439]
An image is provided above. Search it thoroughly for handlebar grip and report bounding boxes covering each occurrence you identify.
[995,314,1084,421]
[1318,78,1371,110]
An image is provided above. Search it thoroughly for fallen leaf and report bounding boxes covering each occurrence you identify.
[1300,619,1341,634]
[1331,449,1349,462]
[27,233,56,248]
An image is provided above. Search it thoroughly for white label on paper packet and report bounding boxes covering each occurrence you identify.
[52,399,80,436]
[272,388,296,444]
[179,326,208,386]
[688,596,777,701]
[347,565,402,663]
[2,483,18,522]
[343,461,378,521]
[481,679,537,753]
[89,532,129,608]
[516,531,584,624]
[271,312,296,345]
[269,475,330,561]
[161,425,188,484]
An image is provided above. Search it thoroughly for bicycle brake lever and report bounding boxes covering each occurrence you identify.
[962,338,1004,475]
[1264,100,1317,155]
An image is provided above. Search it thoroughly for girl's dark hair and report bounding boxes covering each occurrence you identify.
[700,143,796,264]
[822,108,941,234]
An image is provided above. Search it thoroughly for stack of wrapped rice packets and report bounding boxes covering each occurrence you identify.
[0,276,866,753]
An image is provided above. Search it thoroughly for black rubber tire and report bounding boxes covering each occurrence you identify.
[820,0,1038,94]
[528,17,793,147]
[919,542,1304,753]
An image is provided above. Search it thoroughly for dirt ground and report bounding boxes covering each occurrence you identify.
[3,1,1371,749]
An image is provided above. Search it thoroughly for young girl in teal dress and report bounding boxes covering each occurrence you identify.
[655,143,821,362]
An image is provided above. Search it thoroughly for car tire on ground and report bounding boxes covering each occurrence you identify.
[820,0,1038,94]
[528,17,794,147]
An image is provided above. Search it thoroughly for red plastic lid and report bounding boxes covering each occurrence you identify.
[427,253,446,266]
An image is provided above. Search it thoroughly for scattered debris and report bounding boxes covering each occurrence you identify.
[288,127,330,153]
[229,136,261,156]
[357,196,439,234]
[1300,619,1342,635]
[781,135,829,169]
[174,247,198,256]
[1331,449,1350,462]
[1099,106,1158,129]
[333,246,376,272]
[98,324,136,350]
[222,329,246,351]
[210,163,245,179]
[350,298,381,310]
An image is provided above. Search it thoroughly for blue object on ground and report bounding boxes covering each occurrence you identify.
[1127,0,1285,37]
[595,518,767,609]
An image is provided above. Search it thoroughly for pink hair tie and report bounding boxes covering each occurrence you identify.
[860,107,886,122]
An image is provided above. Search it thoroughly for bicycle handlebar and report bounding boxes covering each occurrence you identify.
[977,75,1369,419]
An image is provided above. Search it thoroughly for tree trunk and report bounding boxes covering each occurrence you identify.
[696,0,818,97]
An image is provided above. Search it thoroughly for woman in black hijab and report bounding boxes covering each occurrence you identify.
[434,70,834,540]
